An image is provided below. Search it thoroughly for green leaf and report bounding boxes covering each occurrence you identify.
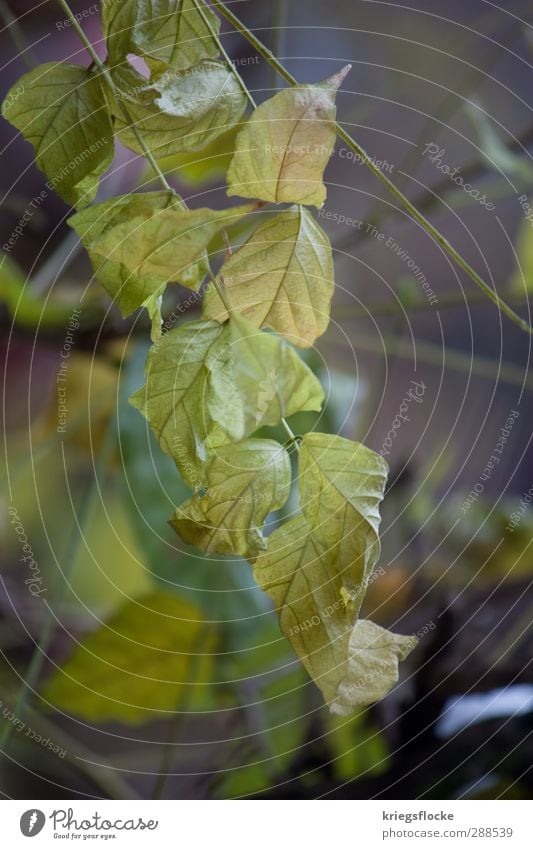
[510,205,533,293]
[171,439,291,557]
[129,319,227,487]
[79,195,254,283]
[157,124,239,187]
[331,620,416,716]
[103,0,220,73]
[254,514,353,707]
[208,312,325,441]
[2,63,114,208]
[299,432,388,603]
[109,60,247,158]
[42,591,216,723]
[69,191,198,325]
[69,194,254,323]
[467,103,533,183]
[202,206,334,347]
[227,65,351,208]
[254,516,415,714]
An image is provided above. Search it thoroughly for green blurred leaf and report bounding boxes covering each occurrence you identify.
[510,204,533,293]
[42,591,216,723]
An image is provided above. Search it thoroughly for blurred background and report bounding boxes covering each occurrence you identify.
[1,0,532,799]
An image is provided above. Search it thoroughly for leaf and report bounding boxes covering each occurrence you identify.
[42,591,216,723]
[202,206,334,347]
[69,194,254,321]
[467,103,533,183]
[254,514,354,707]
[331,620,416,716]
[103,0,220,73]
[299,433,388,602]
[227,65,351,208]
[69,191,196,323]
[109,60,247,158]
[78,195,254,284]
[510,205,533,293]
[254,516,416,714]
[157,124,239,187]
[171,439,291,557]
[129,319,227,487]
[208,312,325,441]
[2,63,114,208]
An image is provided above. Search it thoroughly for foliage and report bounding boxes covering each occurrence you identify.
[2,0,417,718]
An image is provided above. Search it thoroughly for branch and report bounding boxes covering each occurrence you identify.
[210,0,532,335]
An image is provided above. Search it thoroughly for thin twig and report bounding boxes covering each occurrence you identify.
[56,0,173,193]
[192,0,256,108]
[210,0,532,336]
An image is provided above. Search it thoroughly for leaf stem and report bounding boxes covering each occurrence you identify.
[210,271,233,315]
[210,0,532,335]
[56,0,173,194]
[281,417,300,452]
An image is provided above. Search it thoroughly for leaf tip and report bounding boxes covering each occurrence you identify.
[327,64,352,91]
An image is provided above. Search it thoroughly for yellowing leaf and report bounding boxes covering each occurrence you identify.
[77,195,254,284]
[2,63,114,208]
[129,319,227,487]
[103,0,220,73]
[69,191,201,337]
[157,124,239,187]
[254,513,415,715]
[42,591,216,723]
[202,206,334,347]
[208,312,325,441]
[109,60,247,158]
[227,65,351,208]
[254,514,355,706]
[331,620,416,716]
[69,194,254,333]
[171,439,291,557]
[299,433,388,603]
